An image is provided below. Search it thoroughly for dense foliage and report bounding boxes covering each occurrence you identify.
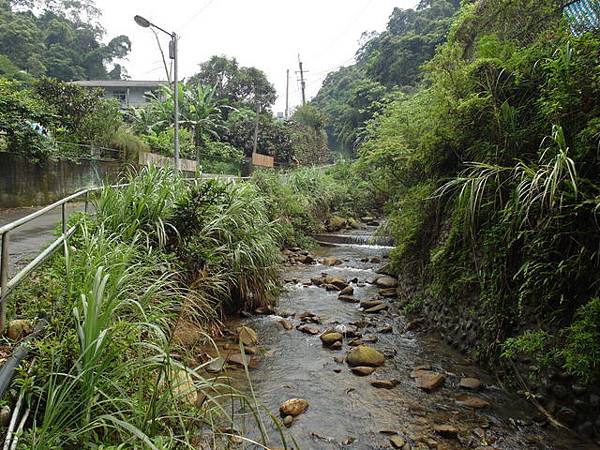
[7,164,362,447]
[312,0,460,155]
[351,0,600,384]
[0,77,137,161]
[0,0,130,80]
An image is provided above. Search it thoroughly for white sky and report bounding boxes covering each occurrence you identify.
[98,0,418,113]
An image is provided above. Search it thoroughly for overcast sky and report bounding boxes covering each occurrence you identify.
[99,0,418,113]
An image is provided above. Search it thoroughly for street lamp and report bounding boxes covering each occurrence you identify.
[134,15,180,171]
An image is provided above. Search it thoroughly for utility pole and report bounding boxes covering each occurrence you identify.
[170,33,180,171]
[252,102,261,155]
[285,69,290,119]
[298,54,306,106]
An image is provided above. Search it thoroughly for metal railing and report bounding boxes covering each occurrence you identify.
[0,173,248,333]
[0,186,106,332]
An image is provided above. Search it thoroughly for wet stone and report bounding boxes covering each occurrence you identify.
[433,424,459,438]
[280,398,309,417]
[360,299,383,309]
[378,324,393,334]
[365,303,388,313]
[374,275,398,288]
[389,435,406,449]
[279,319,294,331]
[455,394,490,409]
[297,324,320,335]
[371,379,399,389]
[339,285,354,296]
[320,331,343,347]
[415,371,445,392]
[351,366,376,376]
[322,256,342,266]
[346,345,385,367]
[236,326,258,346]
[283,415,294,428]
[459,377,482,390]
[338,295,360,303]
[379,288,398,298]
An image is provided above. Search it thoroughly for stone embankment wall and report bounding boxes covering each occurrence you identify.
[397,277,600,442]
[0,153,123,208]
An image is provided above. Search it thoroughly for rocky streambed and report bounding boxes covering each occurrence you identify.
[212,238,591,449]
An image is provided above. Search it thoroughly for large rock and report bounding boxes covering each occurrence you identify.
[339,285,354,296]
[320,331,343,347]
[7,319,32,341]
[236,326,258,346]
[415,371,445,392]
[360,299,383,309]
[365,304,388,313]
[322,256,343,266]
[375,275,398,288]
[170,369,197,405]
[327,216,347,232]
[324,275,348,289]
[346,345,385,367]
[280,398,309,417]
[338,295,359,304]
[459,377,481,390]
[297,324,320,335]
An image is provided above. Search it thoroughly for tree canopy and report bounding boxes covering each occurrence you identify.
[312,0,461,155]
[0,0,130,80]
[187,55,277,113]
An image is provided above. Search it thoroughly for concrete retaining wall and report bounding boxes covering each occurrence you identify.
[0,153,124,208]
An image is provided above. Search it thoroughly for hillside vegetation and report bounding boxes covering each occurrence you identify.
[317,0,600,385]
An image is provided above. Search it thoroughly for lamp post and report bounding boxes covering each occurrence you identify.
[134,15,180,171]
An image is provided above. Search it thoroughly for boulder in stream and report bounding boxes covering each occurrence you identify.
[320,330,343,347]
[459,377,482,390]
[322,256,343,266]
[279,398,309,417]
[415,371,445,392]
[346,345,385,367]
[375,275,398,288]
[339,285,354,296]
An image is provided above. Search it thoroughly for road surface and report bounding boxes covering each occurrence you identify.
[0,202,86,279]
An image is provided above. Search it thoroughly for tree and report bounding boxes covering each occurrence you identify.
[312,0,461,155]
[0,1,131,81]
[188,56,277,113]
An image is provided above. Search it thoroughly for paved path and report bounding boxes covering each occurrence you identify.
[0,203,86,278]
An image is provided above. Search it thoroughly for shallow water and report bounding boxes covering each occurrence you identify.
[227,242,589,450]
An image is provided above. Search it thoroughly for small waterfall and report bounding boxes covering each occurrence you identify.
[313,232,394,247]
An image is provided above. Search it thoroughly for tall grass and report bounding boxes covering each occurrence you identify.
[12,166,296,448]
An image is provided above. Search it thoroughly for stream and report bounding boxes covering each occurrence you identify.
[216,234,589,450]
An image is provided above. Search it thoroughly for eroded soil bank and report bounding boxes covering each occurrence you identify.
[214,239,592,450]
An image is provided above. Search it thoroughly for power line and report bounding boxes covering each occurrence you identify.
[178,0,218,34]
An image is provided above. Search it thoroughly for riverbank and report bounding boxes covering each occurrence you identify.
[221,237,590,449]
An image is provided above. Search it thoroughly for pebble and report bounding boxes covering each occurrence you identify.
[371,379,399,389]
[283,415,294,428]
[279,319,294,331]
[455,394,490,409]
[433,424,459,438]
[389,435,406,448]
